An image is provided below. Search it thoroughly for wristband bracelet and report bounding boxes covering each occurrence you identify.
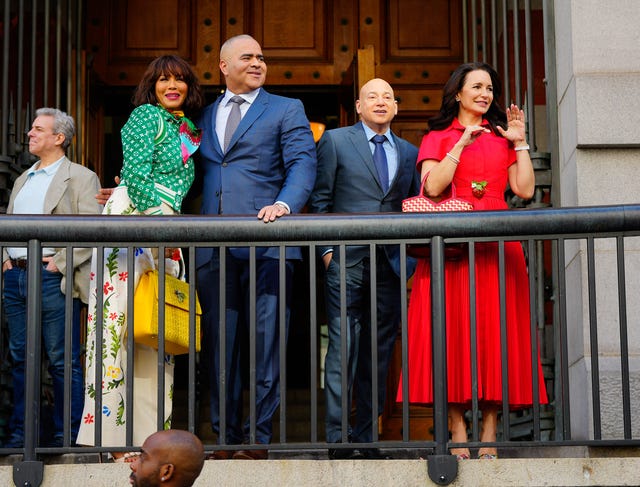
[445,152,460,164]
[515,144,530,152]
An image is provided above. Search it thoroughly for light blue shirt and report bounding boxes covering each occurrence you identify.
[8,157,64,259]
[361,123,398,187]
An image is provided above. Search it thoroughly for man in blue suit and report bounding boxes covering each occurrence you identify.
[195,34,317,459]
[308,78,420,459]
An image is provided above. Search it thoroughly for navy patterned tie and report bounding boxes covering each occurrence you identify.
[223,95,245,151]
[372,134,389,191]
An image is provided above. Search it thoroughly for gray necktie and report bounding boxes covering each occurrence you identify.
[223,95,245,151]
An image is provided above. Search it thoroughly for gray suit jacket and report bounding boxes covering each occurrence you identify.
[308,121,420,276]
[3,157,102,303]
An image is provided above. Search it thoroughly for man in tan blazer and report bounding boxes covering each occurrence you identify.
[2,107,101,447]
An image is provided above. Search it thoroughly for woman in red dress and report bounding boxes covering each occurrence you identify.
[398,62,548,460]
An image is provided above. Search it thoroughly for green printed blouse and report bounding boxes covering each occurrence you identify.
[119,104,201,214]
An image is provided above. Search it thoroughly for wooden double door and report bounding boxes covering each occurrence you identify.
[85,0,463,180]
[86,0,463,441]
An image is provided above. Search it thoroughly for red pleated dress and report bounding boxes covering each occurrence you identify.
[397,118,548,408]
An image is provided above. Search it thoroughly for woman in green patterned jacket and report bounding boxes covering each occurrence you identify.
[77,55,205,459]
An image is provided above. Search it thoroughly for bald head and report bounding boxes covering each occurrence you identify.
[130,430,204,487]
[218,34,266,94]
[220,34,258,60]
[356,78,398,134]
[358,78,394,101]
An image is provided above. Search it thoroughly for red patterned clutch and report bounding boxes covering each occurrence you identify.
[402,178,473,258]
[402,180,473,213]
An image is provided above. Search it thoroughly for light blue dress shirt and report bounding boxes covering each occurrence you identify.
[361,123,398,187]
[8,157,64,259]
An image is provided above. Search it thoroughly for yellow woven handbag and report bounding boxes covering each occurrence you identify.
[133,270,201,355]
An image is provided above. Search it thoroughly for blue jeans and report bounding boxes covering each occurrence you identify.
[3,266,84,444]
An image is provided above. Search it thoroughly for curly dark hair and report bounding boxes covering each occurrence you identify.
[132,55,205,118]
[428,62,507,135]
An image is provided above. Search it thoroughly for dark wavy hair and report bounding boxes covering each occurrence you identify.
[132,55,205,118]
[428,62,507,134]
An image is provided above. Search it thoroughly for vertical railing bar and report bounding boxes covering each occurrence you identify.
[430,236,449,456]
[308,243,318,443]
[30,0,37,118]
[586,237,601,440]
[63,245,74,447]
[536,241,545,331]
[490,0,498,68]
[93,245,105,448]
[24,240,43,458]
[527,239,541,440]
[615,236,631,439]
[66,0,73,117]
[124,245,135,447]
[55,0,62,108]
[512,0,521,106]
[369,243,379,442]
[554,238,570,440]
[470,0,478,62]
[462,0,469,63]
[43,0,51,106]
[523,0,536,147]
[157,246,167,432]
[338,243,348,444]
[279,245,287,444]
[187,245,197,433]
[0,245,3,355]
[249,246,257,443]
[502,0,510,104]
[75,0,83,162]
[16,0,24,143]
[498,240,510,441]
[400,243,410,443]
[1,0,10,154]
[218,246,227,445]
[468,241,479,442]
[481,0,487,61]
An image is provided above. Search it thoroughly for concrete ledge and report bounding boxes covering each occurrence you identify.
[1,457,640,486]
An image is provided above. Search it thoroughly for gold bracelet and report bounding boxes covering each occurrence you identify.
[446,152,460,164]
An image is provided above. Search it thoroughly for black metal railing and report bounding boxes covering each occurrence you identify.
[2,206,640,485]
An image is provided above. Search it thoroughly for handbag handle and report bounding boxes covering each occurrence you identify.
[420,172,459,199]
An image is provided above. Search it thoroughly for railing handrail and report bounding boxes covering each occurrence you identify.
[2,204,640,243]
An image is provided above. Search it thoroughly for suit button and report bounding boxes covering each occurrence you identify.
[222,162,228,167]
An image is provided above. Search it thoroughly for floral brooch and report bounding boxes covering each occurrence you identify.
[471,180,488,199]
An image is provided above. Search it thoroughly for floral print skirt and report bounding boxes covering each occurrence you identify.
[76,186,179,447]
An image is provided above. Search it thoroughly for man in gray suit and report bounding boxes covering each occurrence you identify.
[309,78,420,459]
[2,107,101,447]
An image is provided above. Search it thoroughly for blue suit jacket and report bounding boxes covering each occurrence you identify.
[195,88,317,265]
[308,121,421,277]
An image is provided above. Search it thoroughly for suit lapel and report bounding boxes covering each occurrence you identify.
[226,89,268,153]
[43,157,70,214]
[204,99,224,157]
[348,122,384,191]
[387,131,404,190]
[7,173,28,213]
